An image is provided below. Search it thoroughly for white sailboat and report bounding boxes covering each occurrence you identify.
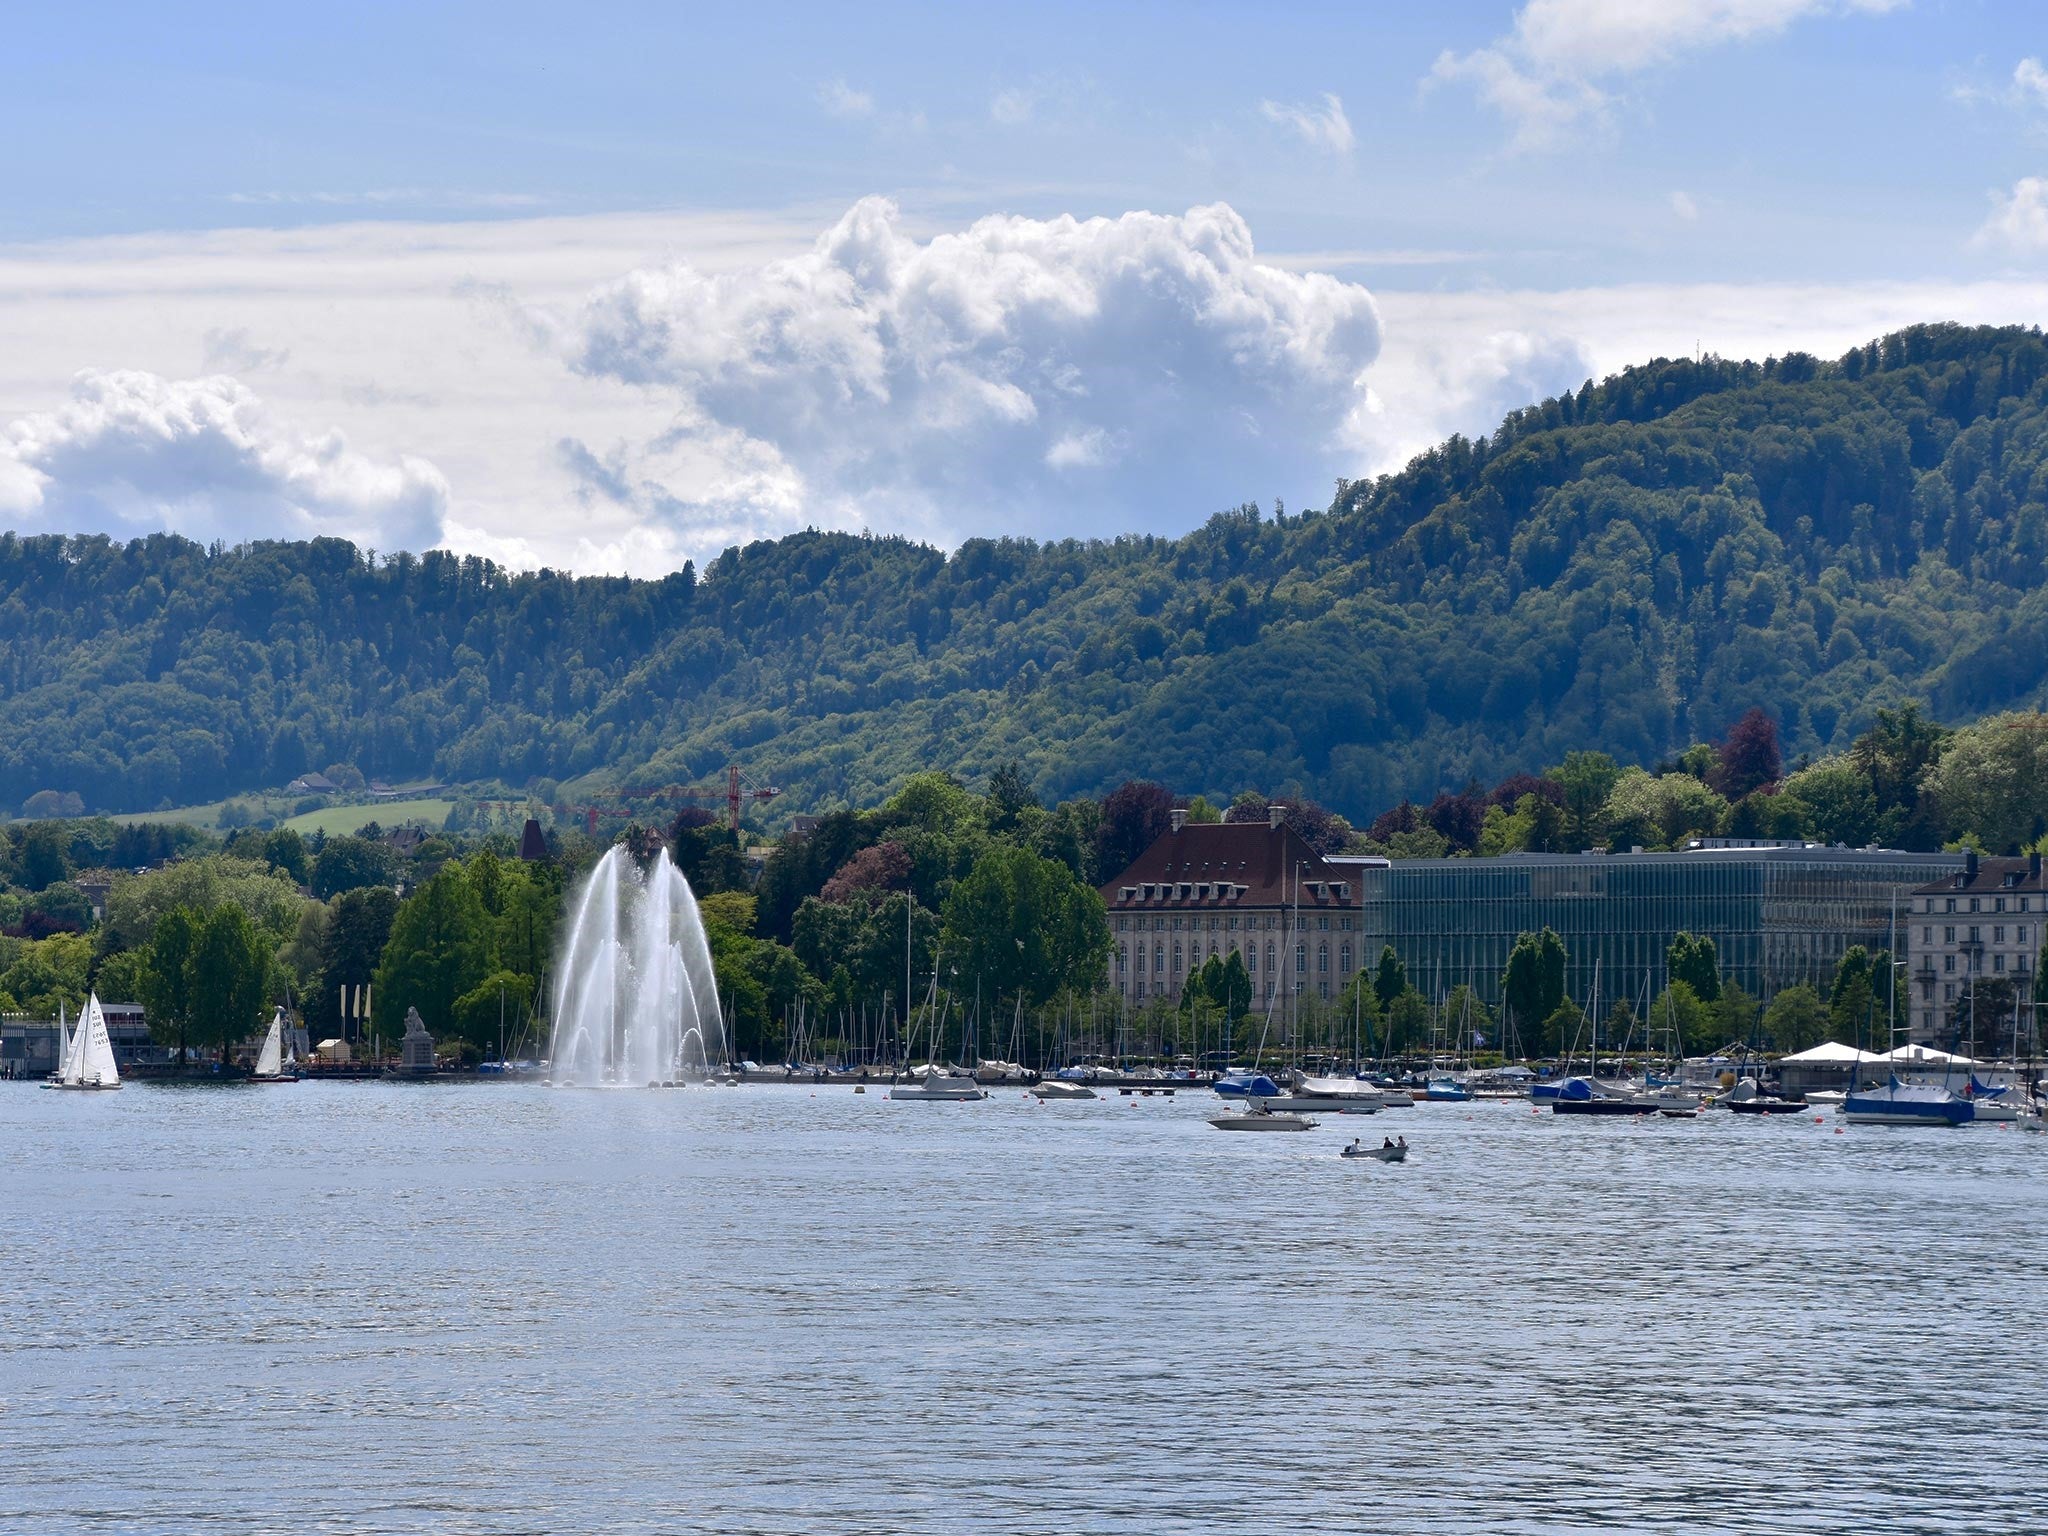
[45,993,122,1090]
[251,1006,298,1083]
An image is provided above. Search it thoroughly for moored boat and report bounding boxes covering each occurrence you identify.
[1030,1078,1098,1100]
[1213,1070,1282,1099]
[1720,1078,1805,1115]
[250,1006,299,1083]
[1842,1075,1972,1126]
[1209,1105,1317,1131]
[887,1066,989,1101]
[45,993,121,1091]
[1551,1076,1652,1116]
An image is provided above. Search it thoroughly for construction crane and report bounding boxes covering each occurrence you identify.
[620,765,781,834]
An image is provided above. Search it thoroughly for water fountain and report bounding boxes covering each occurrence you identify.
[549,844,726,1086]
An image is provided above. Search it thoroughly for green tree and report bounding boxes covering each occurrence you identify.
[373,863,489,1044]
[938,845,1110,1009]
[19,821,72,891]
[315,886,401,1040]
[1920,711,2048,851]
[1384,988,1430,1054]
[1849,703,1948,849]
[1601,769,1727,850]
[1537,997,1584,1060]
[1667,932,1722,1002]
[1778,758,1877,847]
[139,905,200,1062]
[1554,750,1620,849]
[1651,982,1714,1057]
[1764,983,1828,1052]
[103,855,307,951]
[311,836,398,900]
[0,931,93,1018]
[1372,946,1408,1010]
[1828,946,1877,1046]
[187,905,271,1063]
[1501,928,1567,1045]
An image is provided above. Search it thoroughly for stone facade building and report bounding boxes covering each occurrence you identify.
[1098,809,1366,1009]
[1904,850,2044,1046]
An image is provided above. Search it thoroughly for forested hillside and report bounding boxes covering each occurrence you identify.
[3,322,2046,823]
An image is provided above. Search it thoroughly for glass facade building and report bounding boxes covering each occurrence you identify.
[1350,845,1963,1019]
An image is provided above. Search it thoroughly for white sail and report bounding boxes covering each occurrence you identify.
[254,1007,284,1078]
[55,1003,73,1080]
[73,993,120,1088]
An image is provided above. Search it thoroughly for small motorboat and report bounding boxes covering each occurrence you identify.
[1551,1076,1652,1116]
[1210,1113,1317,1132]
[887,1067,989,1102]
[1423,1077,1471,1103]
[1630,1086,1701,1117]
[1031,1078,1098,1100]
[1720,1078,1805,1116]
[1341,1138,1408,1162]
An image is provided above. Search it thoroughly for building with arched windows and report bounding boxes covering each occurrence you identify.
[1101,807,1367,1009]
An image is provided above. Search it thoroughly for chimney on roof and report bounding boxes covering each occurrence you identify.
[1170,808,1187,833]
[2032,850,2042,882]
[1965,849,1979,882]
[1267,803,1286,830]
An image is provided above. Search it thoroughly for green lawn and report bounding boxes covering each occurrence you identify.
[116,800,236,827]
[283,798,454,836]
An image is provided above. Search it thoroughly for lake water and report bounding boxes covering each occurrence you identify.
[3,1081,2041,1534]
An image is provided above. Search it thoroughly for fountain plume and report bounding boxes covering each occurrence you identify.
[549,845,726,1085]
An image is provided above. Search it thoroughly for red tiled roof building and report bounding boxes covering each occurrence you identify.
[1097,806,1367,1008]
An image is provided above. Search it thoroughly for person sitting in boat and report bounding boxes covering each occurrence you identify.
[1383,1136,1395,1149]
[1396,1136,1407,1149]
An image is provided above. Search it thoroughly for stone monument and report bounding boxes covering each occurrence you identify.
[399,1006,437,1075]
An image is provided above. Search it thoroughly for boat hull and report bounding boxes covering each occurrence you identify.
[1209,1114,1317,1131]
[1552,1097,1652,1116]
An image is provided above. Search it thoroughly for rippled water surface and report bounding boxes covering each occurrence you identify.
[3,1081,2042,1534]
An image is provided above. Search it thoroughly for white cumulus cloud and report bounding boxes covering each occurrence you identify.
[1976,176,2048,254]
[1432,0,1904,150]
[2014,56,2048,108]
[1670,189,1700,221]
[1260,93,1357,156]
[817,80,874,119]
[553,198,1383,544]
[0,370,448,549]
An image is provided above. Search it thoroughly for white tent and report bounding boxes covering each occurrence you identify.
[1883,1043,1975,1065]
[1779,1041,1885,1064]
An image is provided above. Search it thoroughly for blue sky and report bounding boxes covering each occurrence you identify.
[2,1,2045,571]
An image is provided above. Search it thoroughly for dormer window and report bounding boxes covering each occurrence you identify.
[1197,882,1211,900]
[1141,883,1156,901]
[1120,887,1135,903]
[1178,883,1191,900]
[1333,881,1349,901]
